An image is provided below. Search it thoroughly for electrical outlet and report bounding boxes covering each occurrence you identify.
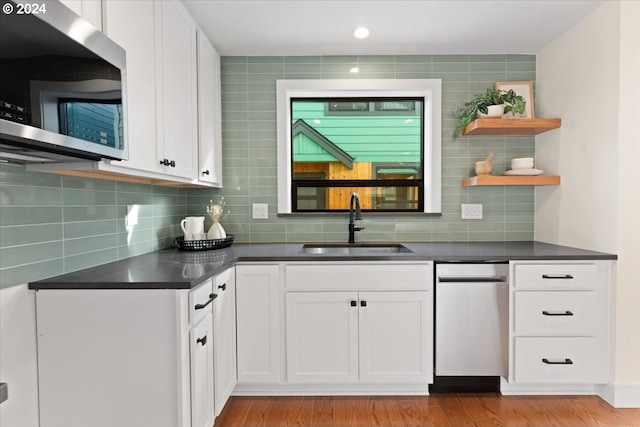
[252,203,269,219]
[461,204,483,220]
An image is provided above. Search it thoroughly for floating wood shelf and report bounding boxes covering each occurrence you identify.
[462,175,561,187]
[462,118,562,136]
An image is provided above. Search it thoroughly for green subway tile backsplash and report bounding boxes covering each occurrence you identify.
[0,163,187,288]
[204,54,537,244]
[0,54,537,289]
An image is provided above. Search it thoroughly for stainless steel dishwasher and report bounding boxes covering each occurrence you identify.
[435,263,509,380]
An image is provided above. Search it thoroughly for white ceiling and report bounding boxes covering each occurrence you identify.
[182,0,604,56]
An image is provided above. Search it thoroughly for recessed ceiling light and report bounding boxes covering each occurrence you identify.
[353,27,370,39]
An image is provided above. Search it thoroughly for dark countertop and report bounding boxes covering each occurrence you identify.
[29,241,616,290]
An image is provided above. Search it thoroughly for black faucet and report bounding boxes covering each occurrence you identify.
[348,192,365,243]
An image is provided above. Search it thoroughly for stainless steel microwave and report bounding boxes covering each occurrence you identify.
[0,0,128,164]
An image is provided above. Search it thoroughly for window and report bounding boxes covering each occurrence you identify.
[277,79,441,214]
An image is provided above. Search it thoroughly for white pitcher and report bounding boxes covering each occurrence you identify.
[180,216,205,240]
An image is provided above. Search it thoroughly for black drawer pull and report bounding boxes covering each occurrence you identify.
[202,170,210,175]
[218,283,226,291]
[542,310,574,316]
[542,358,573,365]
[350,300,357,307]
[542,274,574,279]
[194,293,216,310]
[360,300,367,307]
[197,335,207,346]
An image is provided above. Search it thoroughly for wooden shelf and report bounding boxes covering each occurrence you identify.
[462,118,562,136]
[461,175,561,187]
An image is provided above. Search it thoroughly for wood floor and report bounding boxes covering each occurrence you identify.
[214,395,640,427]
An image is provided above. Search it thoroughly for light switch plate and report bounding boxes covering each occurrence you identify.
[252,203,269,219]
[461,204,483,220]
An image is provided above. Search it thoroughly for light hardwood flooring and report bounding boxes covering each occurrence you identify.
[214,395,640,427]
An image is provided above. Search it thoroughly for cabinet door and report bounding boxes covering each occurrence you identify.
[156,0,198,179]
[286,292,359,383]
[190,315,215,427]
[60,0,102,30]
[102,0,162,174]
[235,265,281,383]
[196,30,223,186]
[213,269,237,416]
[358,291,432,383]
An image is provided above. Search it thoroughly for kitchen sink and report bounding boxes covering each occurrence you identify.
[301,243,413,255]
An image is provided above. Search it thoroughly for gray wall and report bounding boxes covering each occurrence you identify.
[0,54,537,288]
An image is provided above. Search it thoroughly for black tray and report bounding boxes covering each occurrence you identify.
[175,235,234,251]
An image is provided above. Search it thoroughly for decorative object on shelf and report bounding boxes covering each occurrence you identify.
[174,235,235,251]
[475,152,494,175]
[455,88,526,136]
[180,216,205,241]
[510,157,534,170]
[504,157,543,175]
[504,169,544,176]
[495,81,535,118]
[206,197,227,239]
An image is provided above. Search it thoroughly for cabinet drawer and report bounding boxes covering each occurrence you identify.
[514,291,597,336]
[285,263,432,291]
[513,337,597,383]
[189,279,214,325]
[513,264,597,290]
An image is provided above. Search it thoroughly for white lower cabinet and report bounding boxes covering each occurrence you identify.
[190,313,215,427]
[508,260,611,388]
[235,264,282,384]
[286,290,431,384]
[35,278,219,427]
[212,268,237,416]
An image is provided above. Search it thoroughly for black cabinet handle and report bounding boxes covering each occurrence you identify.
[197,335,207,346]
[542,310,574,316]
[542,358,573,365]
[202,170,210,175]
[542,274,574,279]
[350,300,357,307]
[194,293,217,310]
[159,159,176,167]
[218,283,226,291]
[360,300,367,307]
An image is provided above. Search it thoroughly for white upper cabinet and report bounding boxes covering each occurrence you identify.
[59,0,102,30]
[155,0,198,179]
[196,30,223,187]
[99,0,213,184]
[103,0,161,174]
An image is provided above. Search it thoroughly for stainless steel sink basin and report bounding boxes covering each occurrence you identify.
[301,243,413,255]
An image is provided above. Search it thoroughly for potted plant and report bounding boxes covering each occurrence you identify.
[455,88,526,136]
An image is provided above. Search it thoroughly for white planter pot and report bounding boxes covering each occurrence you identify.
[477,104,505,118]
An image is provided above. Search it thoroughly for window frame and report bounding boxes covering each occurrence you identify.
[276,79,442,215]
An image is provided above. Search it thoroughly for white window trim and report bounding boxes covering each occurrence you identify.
[276,79,442,214]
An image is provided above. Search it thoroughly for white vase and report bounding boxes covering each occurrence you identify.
[477,104,505,118]
[207,221,226,239]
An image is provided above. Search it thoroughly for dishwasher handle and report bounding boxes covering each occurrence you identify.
[438,275,507,283]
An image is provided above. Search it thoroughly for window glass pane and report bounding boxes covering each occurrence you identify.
[291,98,423,185]
[293,185,421,212]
